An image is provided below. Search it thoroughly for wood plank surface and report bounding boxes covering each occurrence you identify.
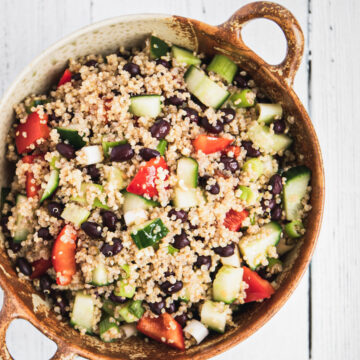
[0,0,333,359]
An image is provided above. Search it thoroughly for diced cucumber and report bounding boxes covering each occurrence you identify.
[129,300,145,319]
[118,302,139,323]
[168,244,179,255]
[207,54,237,84]
[121,264,131,278]
[102,140,127,157]
[285,220,305,238]
[99,316,121,342]
[150,36,170,59]
[171,45,201,66]
[184,319,209,344]
[56,127,86,149]
[184,65,230,109]
[72,183,108,209]
[25,98,50,114]
[123,191,159,213]
[102,299,123,321]
[262,155,277,177]
[172,187,199,209]
[239,222,282,270]
[105,166,125,191]
[200,300,228,333]
[129,95,162,118]
[70,293,95,333]
[13,194,32,243]
[77,145,104,165]
[177,157,198,188]
[267,257,283,272]
[230,89,256,108]
[243,158,264,180]
[130,218,169,249]
[93,198,110,210]
[61,203,90,227]
[156,139,167,156]
[237,185,258,205]
[256,103,283,124]
[283,166,311,221]
[212,265,243,303]
[248,122,292,154]
[40,169,59,203]
[91,263,109,286]
[114,279,136,299]
[220,245,241,268]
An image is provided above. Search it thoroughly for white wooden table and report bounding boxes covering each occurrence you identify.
[0,0,358,359]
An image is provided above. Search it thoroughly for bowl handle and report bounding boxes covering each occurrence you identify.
[218,1,304,85]
[0,291,76,360]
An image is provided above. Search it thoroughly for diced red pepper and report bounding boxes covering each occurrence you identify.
[22,154,43,198]
[127,157,168,198]
[223,209,249,231]
[137,313,185,351]
[15,112,50,154]
[242,266,275,302]
[222,145,241,158]
[30,258,52,279]
[57,69,72,87]
[193,134,232,154]
[52,225,77,286]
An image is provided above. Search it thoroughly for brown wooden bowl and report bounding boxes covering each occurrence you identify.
[0,2,324,359]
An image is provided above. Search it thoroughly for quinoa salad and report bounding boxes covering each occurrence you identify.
[1,36,312,350]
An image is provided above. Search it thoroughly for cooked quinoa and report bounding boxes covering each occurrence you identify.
[1,36,312,349]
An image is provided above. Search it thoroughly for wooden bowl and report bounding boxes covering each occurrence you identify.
[0,2,324,359]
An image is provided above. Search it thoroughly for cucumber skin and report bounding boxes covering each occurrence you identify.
[131,218,169,249]
[150,36,170,59]
[207,54,237,84]
[177,157,198,188]
[283,165,311,182]
[171,46,201,66]
[56,127,86,149]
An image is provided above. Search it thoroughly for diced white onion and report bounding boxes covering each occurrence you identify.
[78,145,104,165]
[120,323,137,338]
[124,209,147,226]
[184,319,209,344]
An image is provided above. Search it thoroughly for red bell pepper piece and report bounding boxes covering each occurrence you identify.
[15,112,50,154]
[30,258,52,279]
[223,209,249,231]
[193,134,232,154]
[222,145,241,158]
[242,266,275,302]
[127,157,168,198]
[22,154,43,198]
[57,69,72,87]
[52,225,77,286]
[137,313,185,350]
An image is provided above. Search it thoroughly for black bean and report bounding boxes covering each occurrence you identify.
[38,227,52,240]
[1,216,9,232]
[48,112,62,122]
[110,143,135,162]
[166,95,185,106]
[72,72,82,82]
[139,148,160,161]
[86,164,101,182]
[200,117,224,134]
[16,257,32,276]
[85,59,98,67]
[208,182,220,194]
[56,143,75,160]
[119,216,127,231]
[194,255,212,270]
[166,301,178,314]
[198,175,210,188]
[47,202,64,219]
[40,274,53,293]
[187,222,198,230]
[191,95,207,111]
[123,62,140,76]
[175,313,188,328]
[81,221,102,239]
[221,108,236,124]
[182,107,199,124]
[271,205,283,220]
[242,141,261,158]
[109,292,127,304]
[168,209,188,223]
[194,236,205,242]
[148,299,165,315]
[233,73,248,88]
[150,119,170,139]
[52,292,69,317]
[273,119,286,134]
[101,211,118,231]
[156,59,171,69]
[164,271,175,277]
[173,230,190,249]
[261,198,276,211]
[198,175,220,194]
[112,89,120,96]
[220,155,239,173]
[213,243,235,257]
[101,238,123,257]
[160,280,183,294]
[269,174,283,195]
[8,239,21,253]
